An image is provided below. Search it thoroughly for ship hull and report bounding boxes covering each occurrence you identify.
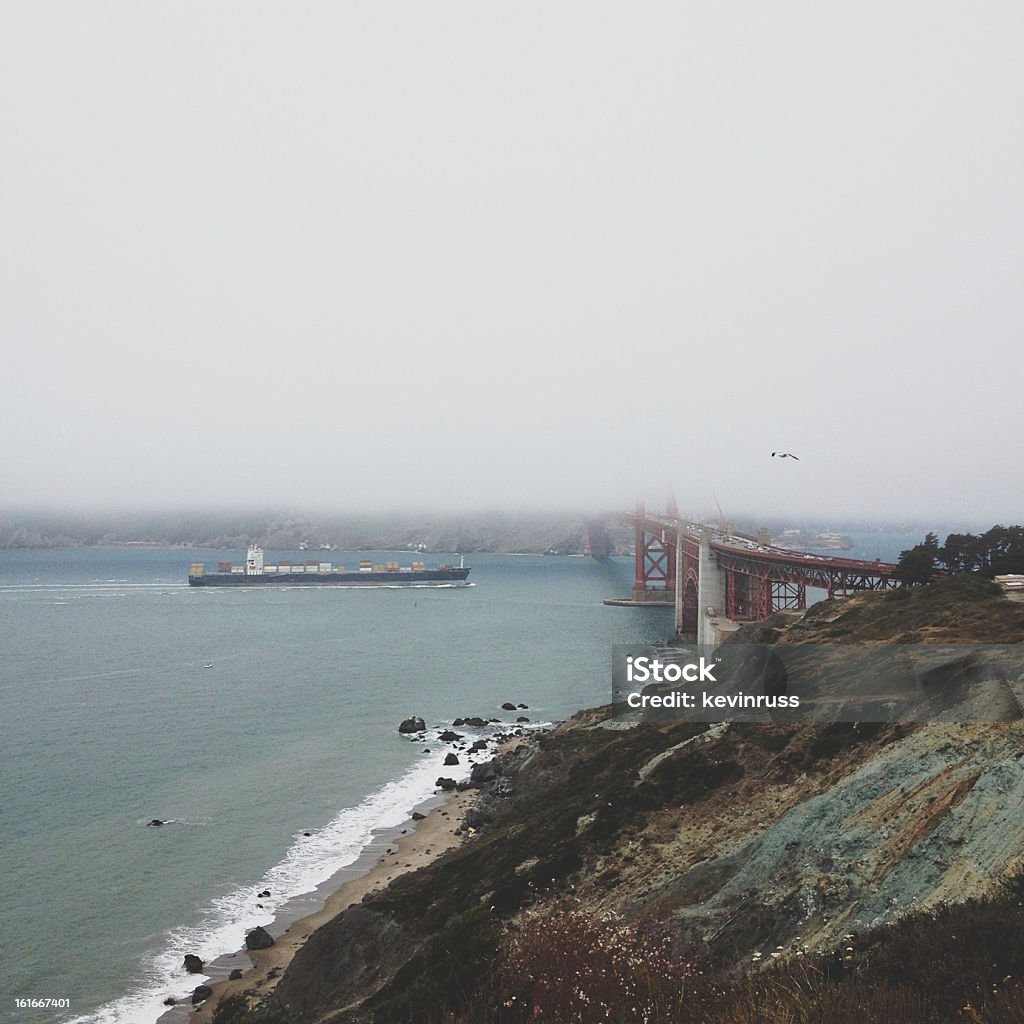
[188,568,471,587]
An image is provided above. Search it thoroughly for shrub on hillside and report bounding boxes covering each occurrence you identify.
[473,905,703,1023]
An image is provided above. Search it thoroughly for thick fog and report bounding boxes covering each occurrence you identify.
[2,3,1022,522]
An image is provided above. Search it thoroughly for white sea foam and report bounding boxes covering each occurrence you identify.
[0,583,177,592]
[67,722,542,1024]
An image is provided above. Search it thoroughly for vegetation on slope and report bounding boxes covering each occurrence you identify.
[785,572,1024,644]
[453,878,1024,1023]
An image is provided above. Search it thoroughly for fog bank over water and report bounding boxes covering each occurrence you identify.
[0,507,1000,554]
[2,3,1022,521]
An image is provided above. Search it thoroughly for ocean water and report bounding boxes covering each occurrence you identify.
[0,548,672,1024]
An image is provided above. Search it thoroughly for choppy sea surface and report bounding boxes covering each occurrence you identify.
[0,548,675,1024]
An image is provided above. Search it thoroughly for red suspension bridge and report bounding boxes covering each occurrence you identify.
[610,504,900,644]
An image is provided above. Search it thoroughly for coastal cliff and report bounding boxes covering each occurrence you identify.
[210,576,1024,1024]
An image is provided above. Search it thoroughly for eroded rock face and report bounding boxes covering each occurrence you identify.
[265,906,420,1022]
[183,953,204,974]
[245,926,275,950]
[399,716,426,734]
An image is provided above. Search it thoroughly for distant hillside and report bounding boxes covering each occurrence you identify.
[0,510,629,555]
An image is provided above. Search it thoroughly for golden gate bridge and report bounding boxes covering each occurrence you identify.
[604,502,900,645]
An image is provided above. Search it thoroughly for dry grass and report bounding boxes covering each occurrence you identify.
[448,876,1024,1024]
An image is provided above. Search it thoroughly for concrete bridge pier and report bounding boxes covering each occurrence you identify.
[674,525,685,638]
[696,528,729,647]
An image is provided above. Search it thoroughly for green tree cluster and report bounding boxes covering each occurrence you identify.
[896,525,1024,586]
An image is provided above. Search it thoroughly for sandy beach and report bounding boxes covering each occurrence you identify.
[166,776,487,1023]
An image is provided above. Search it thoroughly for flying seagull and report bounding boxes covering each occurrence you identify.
[771,452,799,460]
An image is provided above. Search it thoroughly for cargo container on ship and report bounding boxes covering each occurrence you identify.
[188,546,471,587]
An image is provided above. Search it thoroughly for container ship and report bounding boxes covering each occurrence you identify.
[188,545,471,587]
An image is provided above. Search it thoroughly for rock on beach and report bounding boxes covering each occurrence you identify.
[245,926,275,950]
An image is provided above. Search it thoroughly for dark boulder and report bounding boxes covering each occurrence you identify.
[464,800,495,829]
[147,819,164,827]
[444,753,459,766]
[398,716,426,734]
[245,926,275,950]
[438,730,463,742]
[463,716,487,727]
[518,703,528,709]
[471,739,488,750]
[183,953,204,974]
[516,716,530,723]
[191,985,213,1005]
[229,968,244,981]
[501,702,517,711]
[470,761,498,785]
[435,777,458,791]
[411,811,426,821]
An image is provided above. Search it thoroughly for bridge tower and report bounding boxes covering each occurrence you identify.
[632,502,675,601]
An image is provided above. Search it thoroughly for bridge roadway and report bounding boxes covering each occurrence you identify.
[618,509,900,645]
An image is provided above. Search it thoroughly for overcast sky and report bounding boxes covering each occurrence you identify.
[2,2,1021,524]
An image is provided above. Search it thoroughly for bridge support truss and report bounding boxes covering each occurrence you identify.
[631,503,676,599]
[724,572,807,620]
